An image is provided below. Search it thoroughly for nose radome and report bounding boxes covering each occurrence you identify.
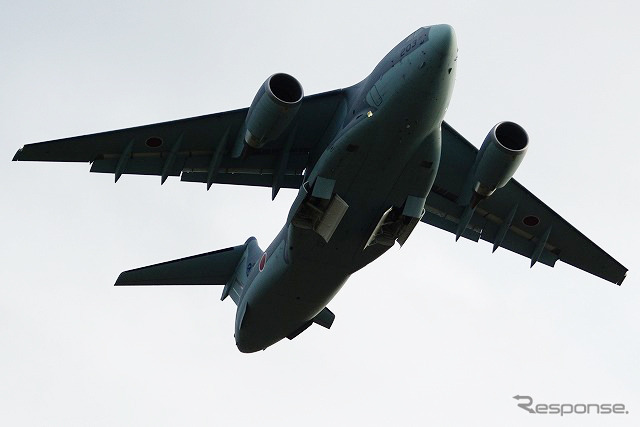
[429,24,457,57]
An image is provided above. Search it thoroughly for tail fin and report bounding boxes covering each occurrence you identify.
[115,237,257,287]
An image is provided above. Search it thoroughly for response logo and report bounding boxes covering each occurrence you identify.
[513,395,629,416]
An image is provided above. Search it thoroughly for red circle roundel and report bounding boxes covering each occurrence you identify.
[258,252,267,272]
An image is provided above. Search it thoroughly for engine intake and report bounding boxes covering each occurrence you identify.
[243,73,303,150]
[473,121,528,201]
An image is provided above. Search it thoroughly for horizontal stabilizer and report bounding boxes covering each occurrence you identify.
[115,243,248,286]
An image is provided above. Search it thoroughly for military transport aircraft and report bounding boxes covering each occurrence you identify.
[13,25,627,352]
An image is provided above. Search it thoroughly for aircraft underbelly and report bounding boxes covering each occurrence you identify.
[236,121,441,352]
[300,117,441,270]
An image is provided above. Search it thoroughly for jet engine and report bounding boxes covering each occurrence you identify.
[472,121,528,203]
[241,73,304,150]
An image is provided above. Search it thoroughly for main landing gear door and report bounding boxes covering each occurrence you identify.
[365,196,426,249]
[291,177,349,243]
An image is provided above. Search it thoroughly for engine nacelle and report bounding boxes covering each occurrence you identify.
[473,121,528,199]
[242,73,303,150]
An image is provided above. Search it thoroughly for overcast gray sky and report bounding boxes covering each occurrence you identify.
[1,1,639,425]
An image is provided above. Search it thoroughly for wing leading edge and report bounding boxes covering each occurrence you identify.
[422,122,627,285]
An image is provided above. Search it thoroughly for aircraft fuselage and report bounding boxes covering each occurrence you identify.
[234,25,458,352]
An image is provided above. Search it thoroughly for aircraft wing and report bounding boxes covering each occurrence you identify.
[13,89,347,196]
[421,122,627,285]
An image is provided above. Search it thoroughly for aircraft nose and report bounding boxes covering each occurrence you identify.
[429,24,457,58]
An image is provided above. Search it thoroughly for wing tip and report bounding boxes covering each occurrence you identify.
[114,272,127,286]
[12,148,23,161]
[616,270,628,286]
